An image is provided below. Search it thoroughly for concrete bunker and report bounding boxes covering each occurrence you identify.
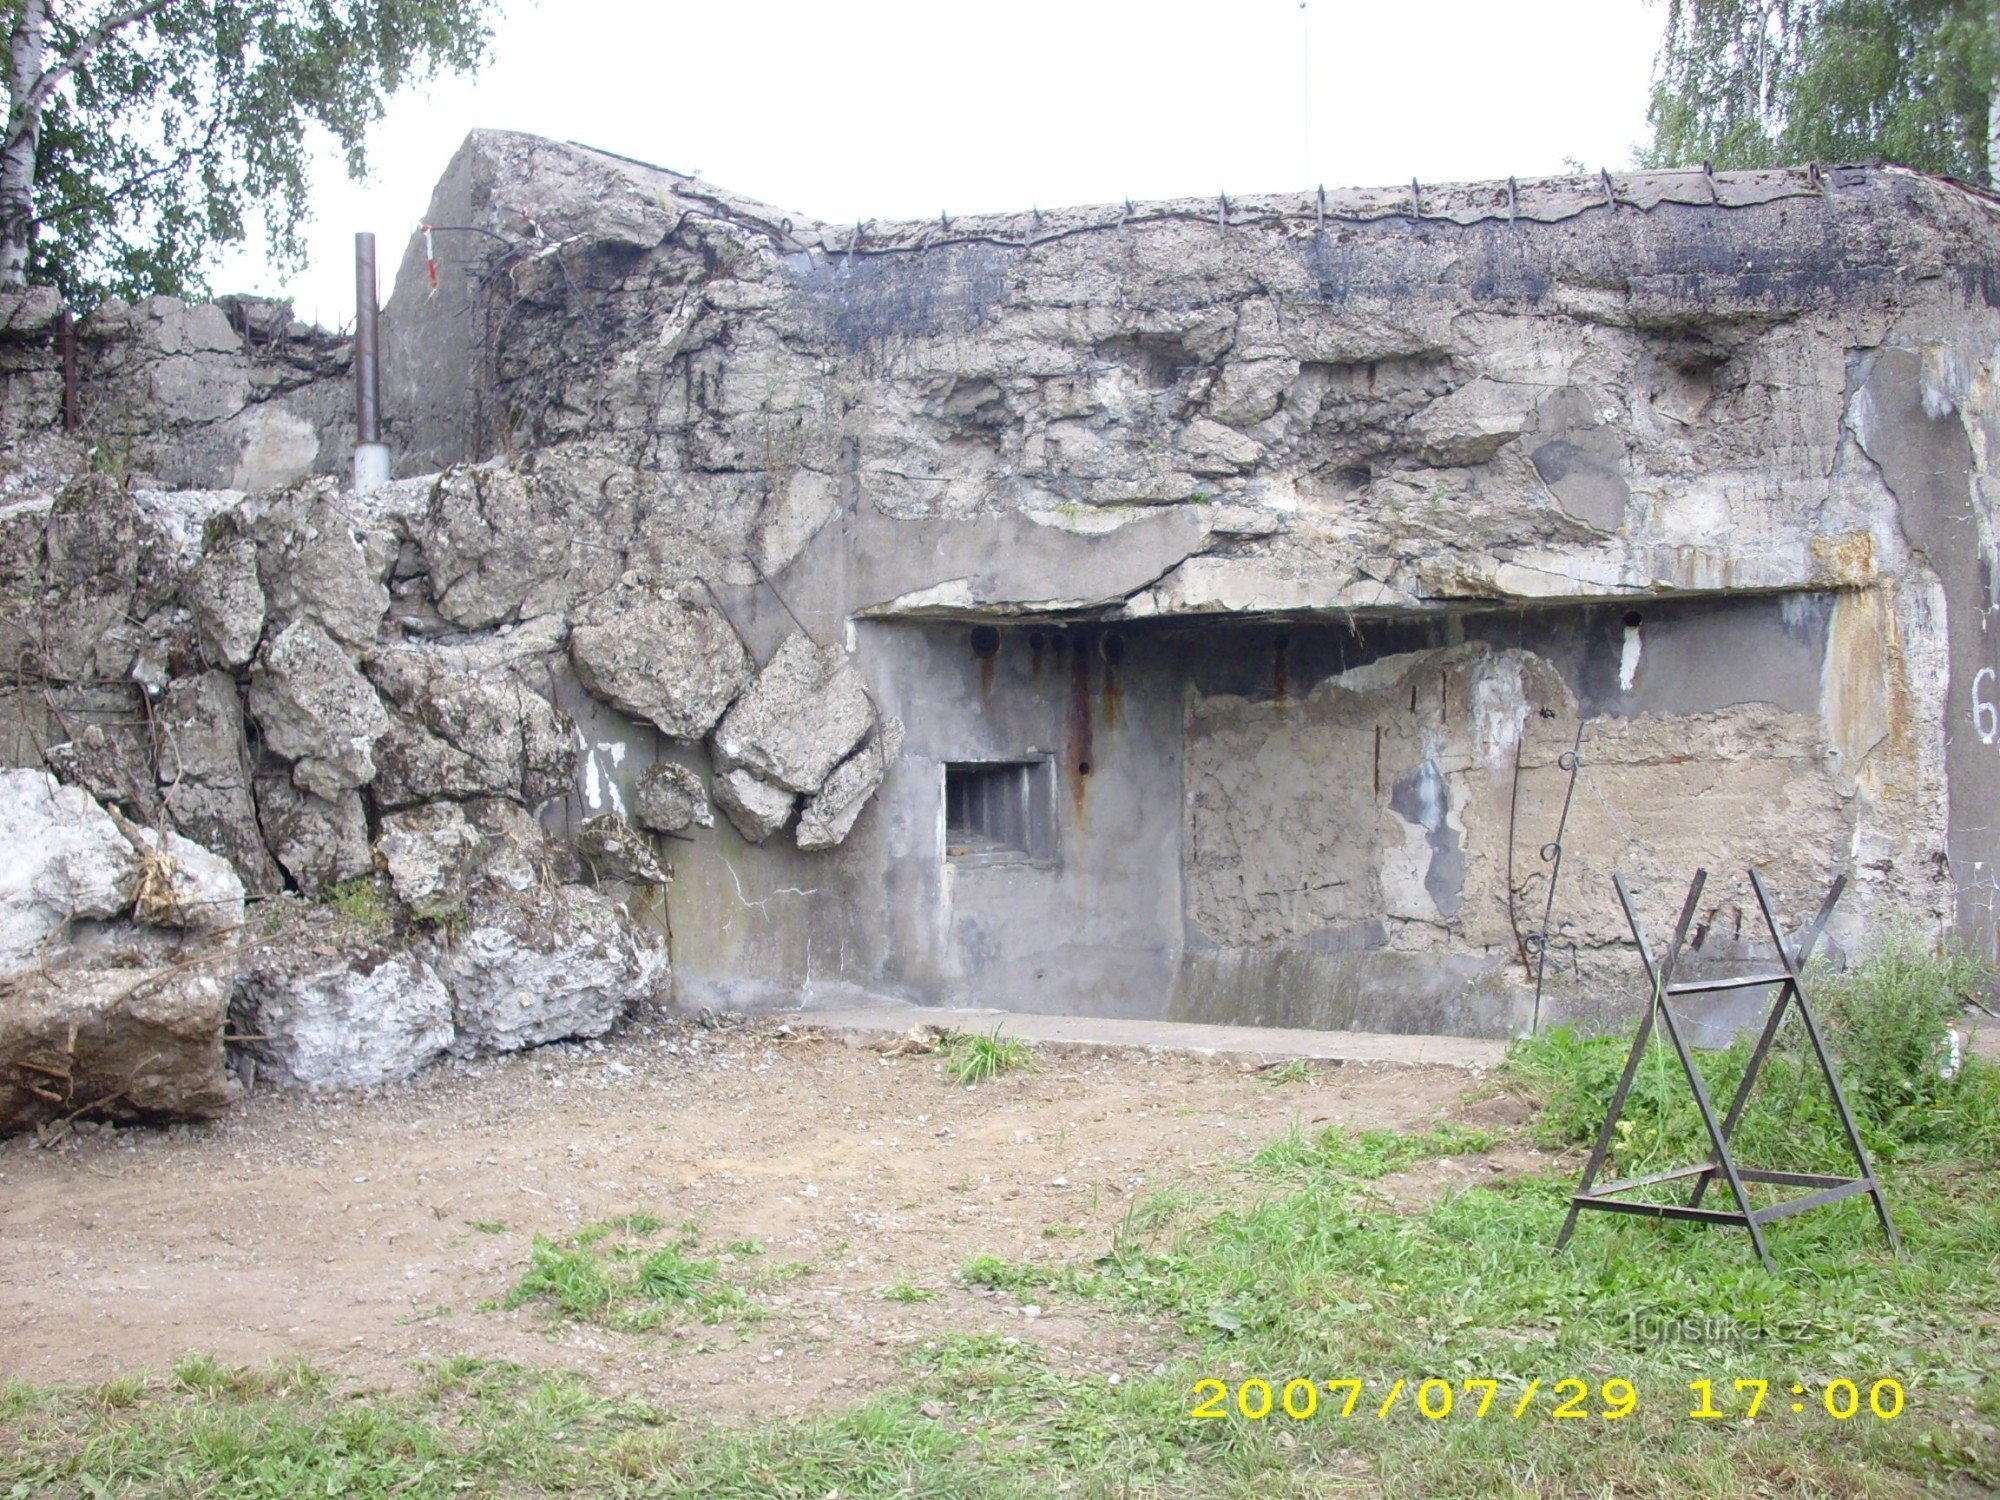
[4,133,1996,1111]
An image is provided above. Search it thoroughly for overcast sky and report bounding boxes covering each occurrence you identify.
[214,0,1665,325]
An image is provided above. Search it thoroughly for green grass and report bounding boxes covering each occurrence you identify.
[941,1026,1033,1086]
[1248,1120,1497,1181]
[504,1215,747,1332]
[326,876,386,926]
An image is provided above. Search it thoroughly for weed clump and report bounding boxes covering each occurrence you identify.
[506,1215,746,1331]
[941,1026,1032,1085]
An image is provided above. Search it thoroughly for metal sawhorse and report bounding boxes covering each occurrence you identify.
[1554,868,1899,1273]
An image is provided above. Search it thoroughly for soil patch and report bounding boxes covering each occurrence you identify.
[0,1015,1488,1420]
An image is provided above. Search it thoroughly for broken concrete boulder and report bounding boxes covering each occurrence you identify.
[183,533,266,667]
[422,464,574,628]
[0,770,141,974]
[231,936,455,1089]
[246,619,390,801]
[365,645,573,809]
[712,766,795,843]
[710,633,874,793]
[436,881,667,1055]
[569,587,752,739]
[796,717,903,852]
[377,802,482,917]
[633,761,712,832]
[575,813,671,884]
[248,477,390,647]
[0,966,241,1134]
[254,776,373,897]
[158,670,282,893]
[36,475,178,681]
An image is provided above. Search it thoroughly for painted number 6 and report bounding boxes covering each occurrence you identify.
[1975,666,1998,746]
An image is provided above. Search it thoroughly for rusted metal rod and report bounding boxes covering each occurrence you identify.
[354,231,380,443]
[58,308,76,431]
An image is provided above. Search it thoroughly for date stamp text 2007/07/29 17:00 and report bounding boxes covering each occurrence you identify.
[1189,1376,1908,1423]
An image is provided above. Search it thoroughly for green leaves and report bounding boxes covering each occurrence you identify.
[19,0,498,304]
[1644,0,2000,180]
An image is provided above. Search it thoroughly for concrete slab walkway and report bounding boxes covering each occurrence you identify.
[793,1004,1510,1071]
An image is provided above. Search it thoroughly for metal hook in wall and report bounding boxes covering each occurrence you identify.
[1507,175,1519,226]
[1410,177,1422,218]
[1600,167,1617,211]
[1316,184,1325,233]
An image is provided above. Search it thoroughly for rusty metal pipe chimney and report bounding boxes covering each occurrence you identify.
[352,231,391,494]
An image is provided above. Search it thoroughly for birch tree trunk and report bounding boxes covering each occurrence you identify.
[1,0,50,289]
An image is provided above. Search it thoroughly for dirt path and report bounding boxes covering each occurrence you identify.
[0,1017,1491,1418]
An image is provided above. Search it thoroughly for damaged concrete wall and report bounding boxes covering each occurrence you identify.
[0,286,352,496]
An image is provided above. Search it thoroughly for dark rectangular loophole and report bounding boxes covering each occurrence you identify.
[944,760,1050,858]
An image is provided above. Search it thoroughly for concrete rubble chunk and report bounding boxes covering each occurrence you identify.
[254,776,372,897]
[633,762,713,833]
[158,670,281,893]
[37,475,177,681]
[377,802,483,917]
[246,619,391,801]
[712,766,795,843]
[131,487,245,564]
[437,880,667,1056]
[184,534,266,667]
[249,477,390,647]
[231,936,454,1089]
[797,717,903,852]
[365,646,573,809]
[422,465,573,628]
[0,967,241,1134]
[575,813,671,884]
[0,770,143,975]
[569,588,752,740]
[711,633,875,794]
